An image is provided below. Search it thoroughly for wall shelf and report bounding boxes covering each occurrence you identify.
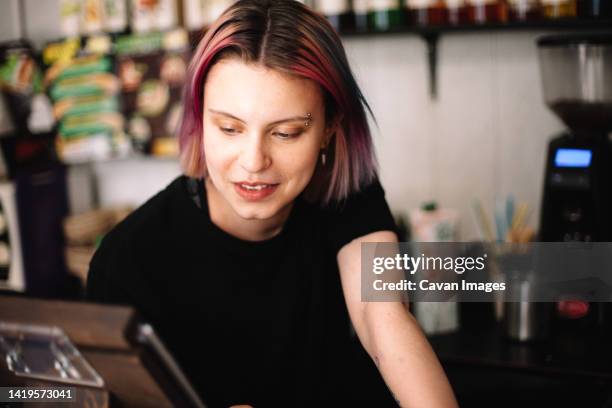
[339,19,612,37]
[340,19,612,98]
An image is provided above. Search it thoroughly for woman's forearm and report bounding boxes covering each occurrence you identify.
[336,232,457,407]
[362,302,458,408]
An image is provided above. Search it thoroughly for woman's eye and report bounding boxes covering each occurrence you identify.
[274,130,301,140]
[220,127,238,135]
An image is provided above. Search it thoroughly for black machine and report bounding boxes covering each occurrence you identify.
[540,133,612,242]
[538,34,612,243]
[537,33,612,335]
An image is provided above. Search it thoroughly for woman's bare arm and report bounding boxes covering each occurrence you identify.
[337,230,458,408]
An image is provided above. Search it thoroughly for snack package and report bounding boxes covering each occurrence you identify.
[0,40,54,136]
[43,38,130,163]
[131,0,178,34]
[115,28,189,156]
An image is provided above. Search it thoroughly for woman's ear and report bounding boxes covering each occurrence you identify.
[323,114,343,148]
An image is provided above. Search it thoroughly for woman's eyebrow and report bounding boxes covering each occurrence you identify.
[208,109,246,123]
[208,109,312,126]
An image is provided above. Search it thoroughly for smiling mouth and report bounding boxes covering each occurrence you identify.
[234,182,280,201]
[238,183,275,191]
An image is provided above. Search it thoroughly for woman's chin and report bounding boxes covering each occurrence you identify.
[231,201,280,221]
[231,197,295,223]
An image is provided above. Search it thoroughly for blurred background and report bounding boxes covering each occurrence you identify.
[0,0,611,407]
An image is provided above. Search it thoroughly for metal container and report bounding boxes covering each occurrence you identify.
[504,301,552,342]
[503,277,552,342]
[537,33,612,133]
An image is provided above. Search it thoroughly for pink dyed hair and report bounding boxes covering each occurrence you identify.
[178,0,378,204]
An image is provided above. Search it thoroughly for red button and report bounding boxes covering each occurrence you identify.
[557,300,589,319]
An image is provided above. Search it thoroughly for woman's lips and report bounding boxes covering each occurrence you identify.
[234,182,279,201]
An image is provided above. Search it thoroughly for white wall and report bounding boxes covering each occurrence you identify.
[0,0,568,239]
[345,32,565,240]
[22,0,62,48]
[0,0,21,42]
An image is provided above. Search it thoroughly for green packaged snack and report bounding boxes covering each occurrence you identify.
[53,94,118,120]
[59,111,123,138]
[50,56,112,83]
[50,72,119,100]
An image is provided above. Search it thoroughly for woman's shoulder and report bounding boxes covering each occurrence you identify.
[320,177,397,254]
[94,175,193,260]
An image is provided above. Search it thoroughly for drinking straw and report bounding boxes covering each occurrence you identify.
[495,197,509,242]
[506,196,515,232]
[511,202,529,231]
[472,199,495,243]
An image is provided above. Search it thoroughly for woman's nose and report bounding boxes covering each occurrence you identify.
[238,134,271,173]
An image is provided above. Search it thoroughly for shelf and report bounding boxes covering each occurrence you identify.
[339,18,612,37]
[338,19,612,99]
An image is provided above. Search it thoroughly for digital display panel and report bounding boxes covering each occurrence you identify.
[554,149,592,168]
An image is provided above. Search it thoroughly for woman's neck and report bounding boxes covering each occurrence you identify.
[204,177,292,242]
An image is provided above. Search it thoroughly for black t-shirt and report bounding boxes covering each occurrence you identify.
[86,175,397,407]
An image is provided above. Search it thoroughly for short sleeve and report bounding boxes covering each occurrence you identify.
[324,177,397,254]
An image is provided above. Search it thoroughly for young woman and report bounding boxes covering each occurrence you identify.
[87,1,457,407]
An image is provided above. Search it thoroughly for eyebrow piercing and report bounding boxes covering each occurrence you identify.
[304,113,312,128]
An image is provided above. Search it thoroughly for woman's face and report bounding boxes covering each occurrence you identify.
[202,59,330,222]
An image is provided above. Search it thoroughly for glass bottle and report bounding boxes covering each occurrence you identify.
[507,0,542,21]
[368,0,404,31]
[541,0,577,18]
[314,0,354,32]
[406,0,448,26]
[183,0,206,47]
[445,0,468,24]
[155,0,179,31]
[183,0,205,32]
[353,0,370,32]
[131,0,156,33]
[81,0,105,34]
[60,0,82,37]
[577,0,612,18]
[466,0,508,24]
[103,0,128,34]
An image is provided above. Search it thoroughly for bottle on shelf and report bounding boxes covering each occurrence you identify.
[466,0,508,24]
[102,0,128,35]
[577,0,612,18]
[507,0,542,21]
[314,0,354,32]
[131,0,179,33]
[155,0,179,32]
[406,0,448,26]
[60,0,82,37]
[353,0,370,32]
[445,0,468,24]
[81,0,105,35]
[131,0,157,33]
[183,0,207,32]
[368,0,404,31]
[541,0,577,18]
[183,0,207,46]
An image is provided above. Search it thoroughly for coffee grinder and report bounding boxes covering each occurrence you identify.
[537,33,612,334]
[538,34,612,242]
